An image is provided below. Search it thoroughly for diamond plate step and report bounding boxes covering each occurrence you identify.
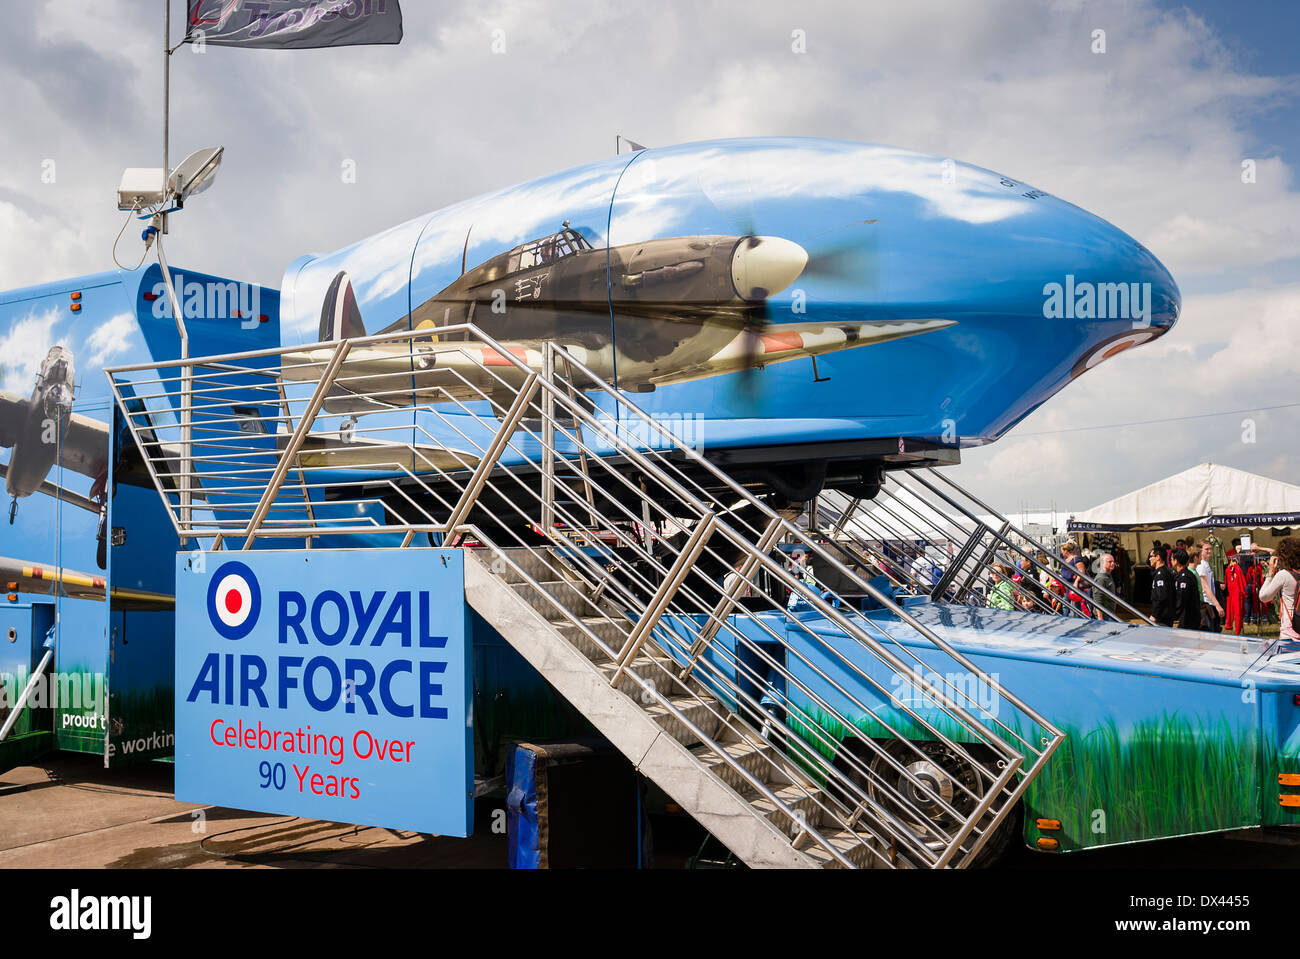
[800,827,888,869]
[745,782,828,838]
[642,694,727,744]
[510,580,605,621]
[479,547,567,584]
[695,736,778,793]
[551,616,629,661]
[597,652,691,697]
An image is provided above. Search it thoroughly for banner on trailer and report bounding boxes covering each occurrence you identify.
[186,1,403,49]
[175,548,471,835]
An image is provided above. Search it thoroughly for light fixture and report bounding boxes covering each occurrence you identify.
[115,146,224,212]
[168,146,224,205]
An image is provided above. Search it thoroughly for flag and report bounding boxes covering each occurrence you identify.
[186,1,403,49]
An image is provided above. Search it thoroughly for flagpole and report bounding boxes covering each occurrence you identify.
[163,0,170,182]
[159,0,192,542]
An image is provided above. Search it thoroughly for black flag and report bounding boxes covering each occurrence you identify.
[186,1,403,49]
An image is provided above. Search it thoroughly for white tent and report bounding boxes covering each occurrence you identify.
[1068,462,1300,532]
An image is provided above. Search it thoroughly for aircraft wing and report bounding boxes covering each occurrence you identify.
[0,390,25,449]
[56,413,111,479]
[0,462,100,514]
[283,340,605,409]
[0,389,109,480]
[0,555,174,610]
[282,318,952,409]
[646,318,957,387]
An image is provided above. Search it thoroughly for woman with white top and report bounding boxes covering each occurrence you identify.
[1259,537,1300,642]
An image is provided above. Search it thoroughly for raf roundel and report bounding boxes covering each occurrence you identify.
[207,561,262,640]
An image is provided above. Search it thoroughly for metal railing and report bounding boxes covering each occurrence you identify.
[106,324,1066,868]
[815,476,1152,625]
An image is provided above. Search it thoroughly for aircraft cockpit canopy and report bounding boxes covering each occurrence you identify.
[507,227,593,273]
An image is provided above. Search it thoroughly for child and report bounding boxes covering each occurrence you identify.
[989,564,1016,611]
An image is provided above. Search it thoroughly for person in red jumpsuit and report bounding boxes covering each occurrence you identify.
[1224,558,1246,634]
[1246,555,1269,625]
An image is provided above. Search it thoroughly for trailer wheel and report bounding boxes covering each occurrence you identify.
[835,738,1019,868]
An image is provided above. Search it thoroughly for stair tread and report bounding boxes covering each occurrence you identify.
[746,782,825,813]
[800,827,883,867]
[598,653,677,673]
[643,695,718,714]
[699,737,772,765]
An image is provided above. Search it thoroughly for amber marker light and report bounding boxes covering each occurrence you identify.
[1035,818,1061,831]
[1035,837,1060,850]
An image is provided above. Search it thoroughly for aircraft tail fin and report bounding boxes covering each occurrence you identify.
[318,271,366,342]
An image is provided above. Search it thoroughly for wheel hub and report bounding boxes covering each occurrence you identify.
[901,760,955,817]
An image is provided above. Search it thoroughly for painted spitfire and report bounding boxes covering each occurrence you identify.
[289,224,953,413]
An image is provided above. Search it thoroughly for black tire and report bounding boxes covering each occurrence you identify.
[833,737,1020,868]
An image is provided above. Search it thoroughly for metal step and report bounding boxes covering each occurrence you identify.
[551,617,629,662]
[489,547,581,583]
[642,694,727,744]
[597,652,691,698]
[800,826,890,869]
[745,782,829,838]
[694,735,777,793]
[510,579,606,621]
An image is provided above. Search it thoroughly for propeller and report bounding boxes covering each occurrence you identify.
[701,184,886,399]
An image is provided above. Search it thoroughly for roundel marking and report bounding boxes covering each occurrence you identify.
[207,561,261,640]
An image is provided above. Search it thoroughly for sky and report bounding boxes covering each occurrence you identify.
[0,0,1296,516]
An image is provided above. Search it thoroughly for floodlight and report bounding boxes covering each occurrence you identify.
[168,146,224,203]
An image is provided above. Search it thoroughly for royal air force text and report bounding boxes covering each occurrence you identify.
[186,589,450,720]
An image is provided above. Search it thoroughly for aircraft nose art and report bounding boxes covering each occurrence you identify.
[730,236,809,300]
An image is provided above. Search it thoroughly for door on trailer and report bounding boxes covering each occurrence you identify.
[103,406,180,767]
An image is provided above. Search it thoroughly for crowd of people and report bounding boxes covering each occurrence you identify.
[900,532,1300,638]
[742,530,1300,643]
[982,541,1117,619]
[1147,535,1300,638]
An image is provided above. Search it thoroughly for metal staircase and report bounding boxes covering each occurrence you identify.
[107,323,1066,868]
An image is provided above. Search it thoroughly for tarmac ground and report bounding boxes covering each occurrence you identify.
[3,754,1299,869]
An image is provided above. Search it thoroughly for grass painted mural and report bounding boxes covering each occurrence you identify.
[788,698,1300,852]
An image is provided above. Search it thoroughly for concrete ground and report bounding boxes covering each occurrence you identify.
[0,755,510,869]
[3,754,1298,869]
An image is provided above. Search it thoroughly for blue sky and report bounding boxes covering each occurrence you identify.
[1165,0,1300,163]
[1150,0,1300,297]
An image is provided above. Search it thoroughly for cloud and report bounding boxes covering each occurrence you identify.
[0,306,59,393]
[85,311,139,367]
